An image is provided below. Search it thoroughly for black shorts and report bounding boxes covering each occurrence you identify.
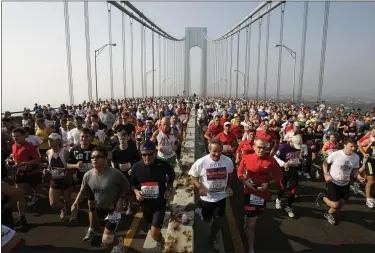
[326,182,350,202]
[142,201,167,229]
[365,160,375,176]
[96,208,119,231]
[244,194,266,218]
[15,173,42,187]
[200,198,226,222]
[50,178,71,191]
[280,167,299,191]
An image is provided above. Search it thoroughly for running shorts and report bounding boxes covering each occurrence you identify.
[200,198,226,222]
[326,182,350,202]
[15,172,42,187]
[142,200,167,229]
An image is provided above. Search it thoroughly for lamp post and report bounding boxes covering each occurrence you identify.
[144,69,156,97]
[234,70,246,98]
[94,43,116,102]
[275,44,296,102]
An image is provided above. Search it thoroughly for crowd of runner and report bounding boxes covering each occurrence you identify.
[1,96,374,253]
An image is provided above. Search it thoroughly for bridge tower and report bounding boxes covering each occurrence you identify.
[184,27,207,96]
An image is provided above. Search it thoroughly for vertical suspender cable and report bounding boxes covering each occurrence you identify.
[256,18,263,101]
[144,28,147,97]
[163,38,166,96]
[166,40,169,96]
[235,29,240,99]
[244,26,249,98]
[152,30,155,97]
[107,3,114,99]
[317,1,330,102]
[64,0,74,105]
[121,2,127,98]
[246,20,252,99]
[84,1,93,102]
[297,2,308,103]
[263,5,271,101]
[140,23,144,97]
[229,35,233,98]
[221,40,224,96]
[276,3,285,102]
[158,35,161,96]
[224,39,228,97]
[214,42,218,96]
[130,18,134,98]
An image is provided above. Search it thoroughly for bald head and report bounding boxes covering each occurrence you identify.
[161,117,171,131]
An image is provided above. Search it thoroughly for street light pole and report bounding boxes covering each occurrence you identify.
[275,44,296,102]
[94,43,116,102]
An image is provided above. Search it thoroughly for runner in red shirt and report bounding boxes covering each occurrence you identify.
[235,130,256,164]
[204,115,224,142]
[216,122,237,160]
[255,121,278,156]
[219,110,231,126]
[237,138,282,253]
[231,117,245,142]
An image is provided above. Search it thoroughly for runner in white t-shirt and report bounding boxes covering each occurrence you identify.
[189,138,234,252]
[315,138,365,225]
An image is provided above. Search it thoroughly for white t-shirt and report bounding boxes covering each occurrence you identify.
[26,135,43,147]
[68,128,80,145]
[188,154,234,203]
[327,150,360,186]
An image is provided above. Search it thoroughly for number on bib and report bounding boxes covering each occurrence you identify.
[141,182,159,199]
[119,163,131,171]
[249,194,265,206]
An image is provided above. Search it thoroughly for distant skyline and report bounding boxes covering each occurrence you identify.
[2,1,375,112]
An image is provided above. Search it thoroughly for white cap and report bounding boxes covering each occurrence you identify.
[224,121,231,126]
[48,133,61,141]
[291,135,302,150]
[294,122,300,127]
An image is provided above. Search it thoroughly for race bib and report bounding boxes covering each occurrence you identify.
[79,163,92,173]
[2,225,16,247]
[51,169,65,179]
[105,211,121,223]
[162,147,172,155]
[349,132,355,137]
[249,194,265,206]
[141,182,159,199]
[206,167,227,193]
[119,163,131,171]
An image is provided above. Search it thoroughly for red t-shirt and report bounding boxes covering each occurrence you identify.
[205,124,224,138]
[219,117,231,126]
[236,139,255,157]
[255,130,278,153]
[231,124,245,139]
[12,141,41,174]
[237,153,281,199]
[217,132,237,156]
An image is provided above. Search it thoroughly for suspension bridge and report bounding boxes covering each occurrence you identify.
[4,1,375,252]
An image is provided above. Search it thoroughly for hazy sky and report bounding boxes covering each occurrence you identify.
[2,1,375,112]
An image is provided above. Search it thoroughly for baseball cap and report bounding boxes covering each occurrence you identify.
[140,141,156,151]
[293,122,300,127]
[291,135,302,150]
[48,133,61,140]
[224,122,231,126]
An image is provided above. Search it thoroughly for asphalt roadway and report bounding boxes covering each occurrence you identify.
[11,169,375,253]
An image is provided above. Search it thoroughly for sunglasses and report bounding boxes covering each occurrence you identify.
[141,152,155,157]
[255,146,265,149]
